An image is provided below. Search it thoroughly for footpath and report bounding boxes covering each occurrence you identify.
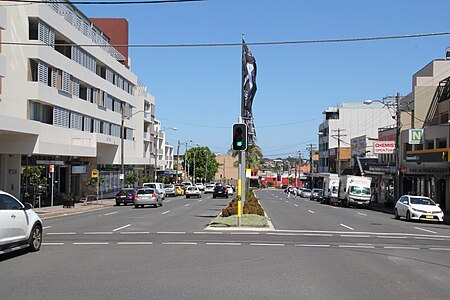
[36,199,115,219]
[369,203,450,225]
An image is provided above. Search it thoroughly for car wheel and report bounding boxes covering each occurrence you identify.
[394,209,400,220]
[159,201,163,207]
[406,211,411,222]
[135,204,139,208]
[213,195,216,198]
[28,224,42,252]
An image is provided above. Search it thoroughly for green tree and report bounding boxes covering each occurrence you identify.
[125,173,138,187]
[185,146,218,182]
[228,143,263,170]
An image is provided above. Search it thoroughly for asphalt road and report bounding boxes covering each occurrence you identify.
[1,189,450,299]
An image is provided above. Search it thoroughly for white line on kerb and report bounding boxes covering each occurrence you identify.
[429,248,450,251]
[308,210,315,214]
[357,212,367,216]
[414,227,437,234]
[104,212,118,216]
[161,211,170,215]
[113,224,131,232]
[340,224,354,231]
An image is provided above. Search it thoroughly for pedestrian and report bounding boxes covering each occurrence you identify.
[287,188,291,198]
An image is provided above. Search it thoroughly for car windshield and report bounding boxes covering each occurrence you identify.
[349,186,370,195]
[303,189,311,193]
[164,184,174,188]
[137,189,155,195]
[410,197,436,205]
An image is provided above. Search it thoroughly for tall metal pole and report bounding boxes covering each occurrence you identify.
[120,103,125,189]
[154,130,158,182]
[395,92,401,202]
[176,140,180,183]
[193,149,196,183]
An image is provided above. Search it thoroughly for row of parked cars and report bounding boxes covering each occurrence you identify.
[284,186,323,201]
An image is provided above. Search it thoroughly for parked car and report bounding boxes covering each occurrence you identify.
[310,188,323,201]
[185,186,201,198]
[301,188,312,198]
[134,188,163,208]
[394,195,444,222]
[225,185,234,195]
[213,185,229,198]
[164,184,176,197]
[115,188,137,206]
[204,184,216,194]
[294,187,303,196]
[0,190,43,254]
[195,183,205,191]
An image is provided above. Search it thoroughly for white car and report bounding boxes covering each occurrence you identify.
[185,187,201,198]
[204,184,215,194]
[225,185,234,195]
[394,195,444,222]
[195,183,205,191]
[0,190,43,255]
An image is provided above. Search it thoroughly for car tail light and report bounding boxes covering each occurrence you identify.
[134,194,138,199]
[152,194,157,198]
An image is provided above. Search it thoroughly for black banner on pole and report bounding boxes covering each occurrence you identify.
[242,39,257,144]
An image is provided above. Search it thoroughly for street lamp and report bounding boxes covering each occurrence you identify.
[120,105,151,189]
[176,139,192,184]
[364,93,402,202]
[154,126,177,182]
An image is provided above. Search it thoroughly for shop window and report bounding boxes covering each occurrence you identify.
[425,140,434,150]
[437,139,446,149]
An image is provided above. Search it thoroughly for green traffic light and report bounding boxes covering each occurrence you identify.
[237,141,243,147]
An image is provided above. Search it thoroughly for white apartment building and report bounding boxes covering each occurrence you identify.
[318,102,393,173]
[0,1,172,201]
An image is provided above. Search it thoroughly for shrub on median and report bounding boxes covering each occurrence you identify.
[221,194,265,217]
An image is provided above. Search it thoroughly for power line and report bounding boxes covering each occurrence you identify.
[2,31,450,48]
[1,0,205,4]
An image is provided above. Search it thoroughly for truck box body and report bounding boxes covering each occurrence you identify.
[322,173,340,203]
[338,175,372,207]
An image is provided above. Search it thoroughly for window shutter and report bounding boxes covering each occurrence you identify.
[37,61,48,84]
[70,112,82,130]
[62,71,70,93]
[83,116,91,132]
[72,78,80,97]
[53,107,69,128]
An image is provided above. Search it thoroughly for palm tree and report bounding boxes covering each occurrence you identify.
[228,143,263,170]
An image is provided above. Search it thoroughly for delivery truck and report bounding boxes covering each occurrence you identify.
[321,173,340,205]
[338,175,372,207]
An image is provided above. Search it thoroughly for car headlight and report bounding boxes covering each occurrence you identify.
[412,208,427,213]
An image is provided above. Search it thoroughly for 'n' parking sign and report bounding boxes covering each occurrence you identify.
[408,129,423,144]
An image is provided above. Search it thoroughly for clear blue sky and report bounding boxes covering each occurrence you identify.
[80,0,450,157]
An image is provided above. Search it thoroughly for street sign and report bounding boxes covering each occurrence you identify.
[91,169,99,178]
[408,129,423,144]
[373,141,395,154]
[49,164,54,173]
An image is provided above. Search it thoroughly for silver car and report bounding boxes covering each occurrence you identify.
[134,188,163,208]
[301,188,312,198]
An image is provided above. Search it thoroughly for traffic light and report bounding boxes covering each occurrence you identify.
[232,123,247,151]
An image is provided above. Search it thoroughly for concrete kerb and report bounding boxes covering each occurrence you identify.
[36,199,116,220]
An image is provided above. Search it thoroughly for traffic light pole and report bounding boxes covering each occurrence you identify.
[237,118,246,227]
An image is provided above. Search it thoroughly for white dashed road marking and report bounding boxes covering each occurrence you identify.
[340,235,370,238]
[162,242,197,245]
[295,244,331,247]
[46,232,76,235]
[206,242,241,246]
[250,243,285,247]
[340,224,354,231]
[120,231,150,234]
[308,210,315,214]
[384,246,420,250]
[414,237,445,241]
[42,242,64,245]
[73,242,109,245]
[84,232,113,235]
[157,231,186,234]
[113,224,131,232]
[104,212,118,216]
[414,227,437,234]
[357,212,367,216]
[118,242,153,245]
[43,226,52,230]
[161,211,170,215]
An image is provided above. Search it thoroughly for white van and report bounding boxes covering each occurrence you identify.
[143,182,166,199]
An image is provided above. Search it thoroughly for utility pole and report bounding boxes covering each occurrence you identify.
[332,129,346,175]
[176,140,180,184]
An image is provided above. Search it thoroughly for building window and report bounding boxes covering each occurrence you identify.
[425,140,434,150]
[28,101,53,124]
[437,139,446,149]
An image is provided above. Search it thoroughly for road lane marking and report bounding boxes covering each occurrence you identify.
[43,226,52,230]
[184,204,190,207]
[113,224,131,232]
[267,233,298,236]
[230,232,259,235]
[162,242,197,245]
[194,232,223,234]
[120,231,150,234]
[42,242,64,245]
[161,211,170,215]
[429,248,450,251]
[357,212,367,216]
[46,232,76,235]
[206,243,241,246]
[340,235,370,238]
[340,224,354,231]
[84,232,113,235]
[157,231,186,234]
[294,204,299,207]
[250,243,285,247]
[118,242,153,245]
[295,244,330,247]
[339,245,374,249]
[384,246,419,250]
[308,210,315,214]
[303,233,333,237]
[414,227,437,234]
[73,242,109,245]
[414,237,445,241]
[377,236,407,239]
[104,212,118,216]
